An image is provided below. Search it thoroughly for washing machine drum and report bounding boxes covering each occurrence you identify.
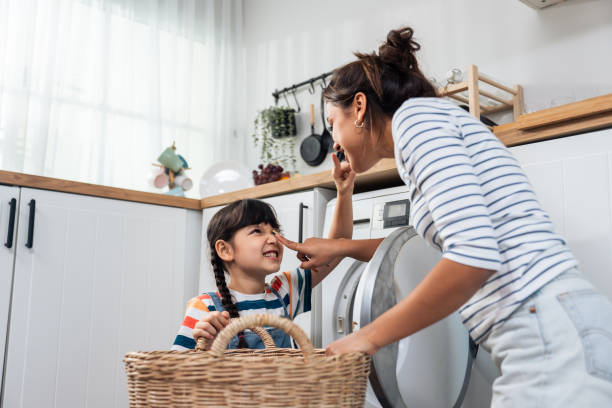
[347,227,473,408]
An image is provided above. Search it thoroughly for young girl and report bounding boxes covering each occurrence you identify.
[172,154,355,350]
[275,26,612,406]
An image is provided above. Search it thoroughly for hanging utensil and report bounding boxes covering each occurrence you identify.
[319,90,333,157]
[291,88,301,113]
[300,104,327,166]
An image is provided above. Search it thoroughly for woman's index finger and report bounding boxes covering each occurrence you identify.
[331,151,339,165]
[275,233,300,251]
[332,153,343,175]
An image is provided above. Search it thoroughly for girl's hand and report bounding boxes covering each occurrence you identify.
[275,234,341,270]
[332,152,356,196]
[192,311,230,350]
[325,330,379,356]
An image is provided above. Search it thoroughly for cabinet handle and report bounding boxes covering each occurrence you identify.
[4,198,17,249]
[298,203,308,243]
[25,199,36,249]
[353,218,370,225]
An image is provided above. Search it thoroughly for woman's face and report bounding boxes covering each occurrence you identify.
[326,101,381,173]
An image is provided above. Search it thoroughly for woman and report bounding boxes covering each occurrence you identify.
[277,27,612,406]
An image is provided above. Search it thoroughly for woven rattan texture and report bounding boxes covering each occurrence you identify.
[124,315,371,407]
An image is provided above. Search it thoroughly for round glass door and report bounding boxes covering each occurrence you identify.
[353,227,472,408]
[331,260,366,339]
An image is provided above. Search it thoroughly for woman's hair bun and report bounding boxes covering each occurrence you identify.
[378,26,420,74]
[325,25,436,117]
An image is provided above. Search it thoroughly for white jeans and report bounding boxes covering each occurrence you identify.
[481,269,612,407]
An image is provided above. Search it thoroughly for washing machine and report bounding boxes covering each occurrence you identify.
[320,185,496,408]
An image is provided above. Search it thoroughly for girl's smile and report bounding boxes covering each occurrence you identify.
[263,249,280,261]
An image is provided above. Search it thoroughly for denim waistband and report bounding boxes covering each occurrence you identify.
[532,267,593,299]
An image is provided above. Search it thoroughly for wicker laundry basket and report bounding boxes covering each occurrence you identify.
[124,314,371,407]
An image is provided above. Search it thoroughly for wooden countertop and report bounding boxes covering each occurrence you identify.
[2,94,611,210]
[0,170,201,210]
[494,93,612,146]
[200,157,403,208]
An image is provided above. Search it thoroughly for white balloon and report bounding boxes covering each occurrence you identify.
[199,161,255,198]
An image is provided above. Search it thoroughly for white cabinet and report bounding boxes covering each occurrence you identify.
[0,185,20,385]
[199,188,335,347]
[0,187,201,408]
[510,128,612,301]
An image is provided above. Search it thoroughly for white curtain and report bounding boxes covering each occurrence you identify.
[0,0,243,197]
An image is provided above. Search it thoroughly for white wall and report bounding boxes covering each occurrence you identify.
[241,0,612,175]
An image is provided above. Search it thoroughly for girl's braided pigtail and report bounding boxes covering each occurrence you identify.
[211,248,248,348]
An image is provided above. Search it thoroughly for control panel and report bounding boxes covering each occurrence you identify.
[371,197,411,238]
[383,199,410,228]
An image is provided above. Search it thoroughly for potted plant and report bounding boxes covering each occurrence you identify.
[252,106,298,181]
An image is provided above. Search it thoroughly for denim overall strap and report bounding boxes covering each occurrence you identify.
[206,292,225,312]
[207,291,293,349]
[206,292,246,348]
[266,284,295,349]
[266,284,290,318]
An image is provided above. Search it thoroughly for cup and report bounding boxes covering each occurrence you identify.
[174,174,193,191]
[445,68,463,85]
[157,147,184,173]
[154,171,169,189]
[148,167,170,189]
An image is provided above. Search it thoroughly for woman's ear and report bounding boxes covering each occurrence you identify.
[353,92,368,124]
[215,240,234,262]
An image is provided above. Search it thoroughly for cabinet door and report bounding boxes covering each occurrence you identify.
[510,128,612,301]
[0,186,20,386]
[2,188,200,408]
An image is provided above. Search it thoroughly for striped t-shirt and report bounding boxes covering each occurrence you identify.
[392,97,577,343]
[172,268,311,350]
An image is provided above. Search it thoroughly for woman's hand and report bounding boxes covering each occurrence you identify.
[332,152,356,196]
[325,330,380,356]
[192,311,230,350]
[275,234,342,270]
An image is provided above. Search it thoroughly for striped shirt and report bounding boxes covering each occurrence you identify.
[392,97,577,343]
[172,268,311,350]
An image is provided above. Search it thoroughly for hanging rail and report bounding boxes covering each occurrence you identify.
[272,70,334,105]
[271,64,523,123]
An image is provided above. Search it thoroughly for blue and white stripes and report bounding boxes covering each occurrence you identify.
[392,98,577,343]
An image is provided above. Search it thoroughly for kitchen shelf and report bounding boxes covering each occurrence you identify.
[201,93,612,208]
[494,93,612,146]
[438,64,524,122]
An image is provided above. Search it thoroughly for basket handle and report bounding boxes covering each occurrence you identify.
[210,314,314,360]
[196,324,276,351]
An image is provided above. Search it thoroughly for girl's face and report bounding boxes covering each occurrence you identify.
[228,222,283,278]
[326,101,382,173]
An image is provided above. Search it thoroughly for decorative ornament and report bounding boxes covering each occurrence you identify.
[149,141,193,196]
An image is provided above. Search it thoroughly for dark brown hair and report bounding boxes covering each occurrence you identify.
[206,199,281,348]
[322,26,437,137]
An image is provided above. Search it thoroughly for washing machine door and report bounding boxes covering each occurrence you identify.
[329,260,367,340]
[352,227,473,408]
